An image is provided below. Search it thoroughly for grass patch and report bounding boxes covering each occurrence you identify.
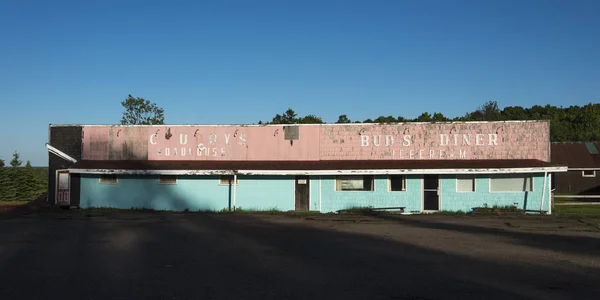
[0,201,30,206]
[553,205,600,217]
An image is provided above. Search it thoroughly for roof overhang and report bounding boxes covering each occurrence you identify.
[46,143,78,163]
[68,166,568,176]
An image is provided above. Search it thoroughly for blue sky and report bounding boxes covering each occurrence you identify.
[1,0,599,166]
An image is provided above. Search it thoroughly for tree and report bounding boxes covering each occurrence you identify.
[336,114,352,123]
[10,151,21,168]
[467,101,502,121]
[432,112,450,122]
[0,158,4,167]
[120,94,165,125]
[297,115,324,124]
[373,116,397,123]
[270,108,298,124]
[415,112,433,122]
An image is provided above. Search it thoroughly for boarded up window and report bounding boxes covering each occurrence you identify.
[389,175,406,191]
[490,175,533,192]
[456,175,475,192]
[335,175,374,191]
[99,174,118,184]
[159,175,177,184]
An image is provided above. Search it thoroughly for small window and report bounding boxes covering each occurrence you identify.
[582,170,596,177]
[490,175,533,192]
[389,175,406,191]
[99,174,117,184]
[456,175,475,192]
[219,175,238,185]
[158,175,177,184]
[335,175,374,191]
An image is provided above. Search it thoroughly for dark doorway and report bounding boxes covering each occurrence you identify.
[295,176,310,211]
[423,175,440,211]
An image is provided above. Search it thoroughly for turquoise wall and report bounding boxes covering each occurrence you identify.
[80,174,295,211]
[79,173,551,213]
[440,173,550,212]
[318,175,423,213]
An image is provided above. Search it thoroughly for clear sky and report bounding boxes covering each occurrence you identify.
[1,0,599,166]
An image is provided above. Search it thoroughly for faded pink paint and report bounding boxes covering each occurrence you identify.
[82,126,148,160]
[146,126,320,161]
[320,122,549,161]
[81,121,550,162]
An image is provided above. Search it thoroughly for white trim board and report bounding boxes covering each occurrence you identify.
[68,166,568,176]
[46,143,78,163]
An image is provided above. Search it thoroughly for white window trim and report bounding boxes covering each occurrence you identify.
[158,175,178,185]
[582,170,596,177]
[488,175,534,193]
[334,175,375,192]
[99,174,118,185]
[456,175,476,193]
[388,175,407,192]
[219,175,239,186]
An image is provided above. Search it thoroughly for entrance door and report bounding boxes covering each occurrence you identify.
[56,170,70,206]
[295,176,310,211]
[423,175,439,211]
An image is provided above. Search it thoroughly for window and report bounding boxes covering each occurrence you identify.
[99,174,117,184]
[158,175,177,184]
[582,170,596,177]
[219,175,238,185]
[456,175,475,192]
[389,175,406,191]
[335,175,374,191]
[490,175,533,192]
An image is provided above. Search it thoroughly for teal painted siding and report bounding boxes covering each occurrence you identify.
[80,175,295,212]
[309,177,321,211]
[319,175,422,213]
[79,173,551,213]
[234,176,295,211]
[440,173,551,212]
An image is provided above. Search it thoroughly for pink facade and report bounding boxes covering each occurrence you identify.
[81,121,550,162]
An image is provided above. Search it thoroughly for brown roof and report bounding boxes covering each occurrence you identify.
[70,159,561,171]
[551,142,600,168]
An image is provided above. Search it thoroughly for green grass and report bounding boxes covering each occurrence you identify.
[553,205,600,217]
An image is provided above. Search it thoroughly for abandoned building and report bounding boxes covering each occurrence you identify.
[46,121,567,213]
[551,141,600,195]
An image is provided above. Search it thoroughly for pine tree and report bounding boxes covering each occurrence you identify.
[20,161,37,201]
[10,151,22,168]
[0,159,7,201]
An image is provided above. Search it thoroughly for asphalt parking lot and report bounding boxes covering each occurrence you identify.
[1,211,599,300]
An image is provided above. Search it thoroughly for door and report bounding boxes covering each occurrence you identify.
[295,176,310,211]
[56,170,70,206]
[423,175,439,211]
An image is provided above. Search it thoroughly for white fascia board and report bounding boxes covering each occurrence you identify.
[68,166,568,176]
[46,143,77,163]
[568,168,600,171]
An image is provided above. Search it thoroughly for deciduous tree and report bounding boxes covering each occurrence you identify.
[120,94,165,125]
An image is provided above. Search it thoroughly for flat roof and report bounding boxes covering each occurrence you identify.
[50,120,550,127]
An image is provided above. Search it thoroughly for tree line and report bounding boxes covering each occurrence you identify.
[257,101,600,142]
[0,152,48,202]
[119,94,599,142]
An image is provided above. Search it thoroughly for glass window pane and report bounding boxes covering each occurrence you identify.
[490,175,533,192]
[456,176,474,192]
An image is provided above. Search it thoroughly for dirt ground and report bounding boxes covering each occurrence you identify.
[1,209,599,300]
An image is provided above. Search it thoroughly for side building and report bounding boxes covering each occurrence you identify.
[47,121,566,214]
[551,141,600,195]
